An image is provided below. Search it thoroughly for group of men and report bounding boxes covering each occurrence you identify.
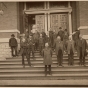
[9,27,88,71]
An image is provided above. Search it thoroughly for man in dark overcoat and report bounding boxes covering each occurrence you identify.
[33,30,40,51]
[77,34,88,66]
[9,34,18,57]
[52,30,57,48]
[63,29,69,52]
[67,36,75,66]
[42,43,52,76]
[41,31,46,41]
[49,31,53,48]
[20,34,31,67]
[57,27,64,41]
[53,36,64,67]
[73,30,80,50]
[39,33,45,55]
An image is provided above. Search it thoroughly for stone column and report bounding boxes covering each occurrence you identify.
[68,1,71,8]
[68,11,72,35]
[24,2,26,10]
[48,13,50,32]
[44,13,47,35]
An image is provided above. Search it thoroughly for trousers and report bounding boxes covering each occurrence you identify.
[57,49,63,66]
[68,49,74,65]
[11,46,17,56]
[22,53,31,66]
[79,47,85,65]
[45,65,51,75]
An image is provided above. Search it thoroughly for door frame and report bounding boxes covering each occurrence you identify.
[24,8,72,35]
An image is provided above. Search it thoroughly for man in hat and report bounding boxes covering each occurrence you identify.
[9,34,18,57]
[39,33,45,55]
[57,27,64,41]
[63,29,69,52]
[27,34,35,59]
[77,34,88,66]
[73,29,80,50]
[53,36,64,67]
[67,36,75,66]
[20,34,32,67]
[33,30,40,51]
[42,42,52,76]
[49,30,53,48]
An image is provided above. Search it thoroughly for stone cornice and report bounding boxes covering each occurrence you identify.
[24,8,72,14]
[78,26,88,30]
[0,29,20,33]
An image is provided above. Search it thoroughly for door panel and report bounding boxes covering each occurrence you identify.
[35,15,45,33]
[50,14,68,33]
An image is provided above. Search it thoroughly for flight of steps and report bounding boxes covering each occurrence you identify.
[0,51,88,80]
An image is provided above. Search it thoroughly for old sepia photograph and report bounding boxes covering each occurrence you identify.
[0,0,88,87]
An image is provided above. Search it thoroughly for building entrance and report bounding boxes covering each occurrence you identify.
[24,13,68,35]
[23,1,72,35]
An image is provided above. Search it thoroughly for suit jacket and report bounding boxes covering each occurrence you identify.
[54,39,64,55]
[20,37,27,55]
[67,40,75,54]
[77,39,87,57]
[39,37,45,46]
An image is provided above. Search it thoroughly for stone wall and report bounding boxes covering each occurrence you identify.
[0,43,11,60]
[76,1,88,42]
[0,2,20,60]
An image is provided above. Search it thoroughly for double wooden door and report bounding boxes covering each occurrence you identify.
[23,14,68,34]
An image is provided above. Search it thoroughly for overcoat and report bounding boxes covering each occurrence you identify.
[57,30,64,40]
[54,39,64,55]
[77,39,87,57]
[67,40,75,54]
[42,47,52,65]
[9,37,18,47]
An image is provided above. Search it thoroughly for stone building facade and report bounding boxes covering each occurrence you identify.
[0,1,88,59]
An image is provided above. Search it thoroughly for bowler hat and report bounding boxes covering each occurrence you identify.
[59,27,62,29]
[11,34,15,37]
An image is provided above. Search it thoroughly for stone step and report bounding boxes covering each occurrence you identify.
[7,55,78,59]
[6,57,88,62]
[0,63,88,68]
[0,65,87,69]
[1,68,88,73]
[0,73,88,77]
[2,58,88,63]
[0,61,88,65]
[0,71,88,75]
[1,76,88,80]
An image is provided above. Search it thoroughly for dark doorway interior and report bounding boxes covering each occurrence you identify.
[28,15,36,34]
